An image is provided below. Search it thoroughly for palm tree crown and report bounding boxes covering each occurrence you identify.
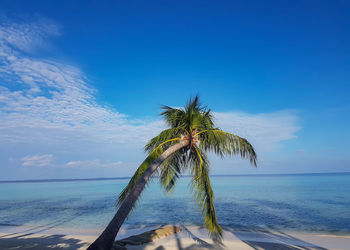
[117,96,257,242]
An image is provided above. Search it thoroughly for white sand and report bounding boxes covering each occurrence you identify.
[123,226,350,250]
[1,225,350,249]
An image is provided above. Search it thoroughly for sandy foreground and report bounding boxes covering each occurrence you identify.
[0,224,350,250]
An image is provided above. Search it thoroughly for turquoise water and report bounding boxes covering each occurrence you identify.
[0,174,350,234]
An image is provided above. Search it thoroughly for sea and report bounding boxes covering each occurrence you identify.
[1,173,350,235]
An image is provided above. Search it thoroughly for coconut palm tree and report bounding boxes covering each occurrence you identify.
[88,96,257,250]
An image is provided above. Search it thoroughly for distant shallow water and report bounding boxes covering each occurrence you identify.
[1,173,350,235]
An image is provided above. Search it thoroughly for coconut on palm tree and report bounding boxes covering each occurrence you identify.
[88,96,257,250]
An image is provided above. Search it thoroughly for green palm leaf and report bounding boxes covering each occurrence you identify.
[159,149,186,193]
[190,147,223,242]
[197,129,257,166]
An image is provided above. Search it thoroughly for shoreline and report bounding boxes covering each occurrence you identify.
[1,224,350,249]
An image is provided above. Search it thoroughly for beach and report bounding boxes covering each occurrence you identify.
[1,225,350,249]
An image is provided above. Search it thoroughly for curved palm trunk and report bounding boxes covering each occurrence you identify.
[87,139,189,250]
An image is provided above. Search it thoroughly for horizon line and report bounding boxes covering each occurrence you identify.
[1,171,349,184]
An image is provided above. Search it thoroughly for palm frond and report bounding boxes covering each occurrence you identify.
[197,129,257,166]
[161,96,216,133]
[144,127,184,152]
[160,106,187,129]
[159,149,186,193]
[185,95,202,113]
[189,147,223,242]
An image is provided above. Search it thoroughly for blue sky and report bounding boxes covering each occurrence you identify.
[0,1,349,180]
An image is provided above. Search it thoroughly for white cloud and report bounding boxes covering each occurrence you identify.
[214,111,300,152]
[0,18,164,146]
[22,154,54,167]
[0,17,60,53]
[0,18,301,178]
[65,160,123,169]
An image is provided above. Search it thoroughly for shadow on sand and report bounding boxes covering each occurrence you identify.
[0,234,87,250]
[0,217,75,238]
[114,225,220,250]
[225,227,327,250]
[0,218,89,250]
[115,225,328,250]
[0,224,329,250]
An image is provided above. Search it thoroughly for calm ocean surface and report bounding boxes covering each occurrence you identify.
[1,173,350,234]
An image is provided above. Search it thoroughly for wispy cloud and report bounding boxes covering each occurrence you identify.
[0,17,60,53]
[0,18,300,178]
[0,18,163,146]
[65,160,123,169]
[21,154,54,167]
[215,111,300,151]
